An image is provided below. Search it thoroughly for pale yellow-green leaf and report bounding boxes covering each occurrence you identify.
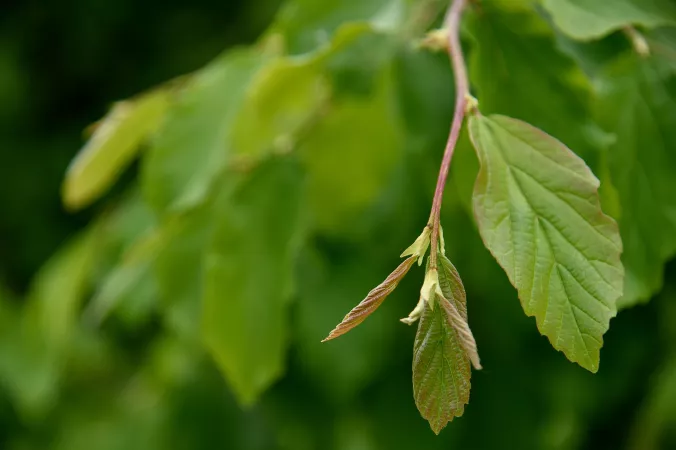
[63,89,169,210]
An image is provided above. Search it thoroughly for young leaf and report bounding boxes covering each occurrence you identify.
[202,159,305,406]
[438,255,481,370]
[297,252,402,401]
[413,283,472,434]
[542,0,676,41]
[322,255,416,342]
[63,88,169,210]
[469,114,624,372]
[596,57,676,308]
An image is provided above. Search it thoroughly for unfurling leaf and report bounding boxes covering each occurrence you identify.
[413,255,479,434]
[469,114,624,372]
[322,255,416,342]
[401,226,431,266]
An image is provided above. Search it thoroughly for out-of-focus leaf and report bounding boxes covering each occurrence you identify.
[628,356,676,450]
[202,158,306,405]
[300,69,404,233]
[272,0,406,54]
[0,231,97,418]
[142,49,266,214]
[324,31,399,98]
[231,58,329,158]
[469,114,623,372]
[413,260,471,434]
[467,3,597,162]
[25,231,97,355]
[646,27,676,71]
[84,190,158,326]
[84,232,161,327]
[542,0,676,41]
[596,57,676,308]
[154,213,211,341]
[323,255,416,341]
[63,89,170,210]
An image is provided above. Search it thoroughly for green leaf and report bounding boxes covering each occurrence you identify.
[596,57,676,308]
[0,231,97,418]
[468,114,624,372]
[542,0,676,41]
[272,0,406,54]
[467,3,597,162]
[202,158,305,405]
[646,28,676,72]
[153,213,211,340]
[63,89,170,210]
[84,232,160,328]
[231,57,329,158]
[323,255,416,342]
[413,258,473,434]
[300,68,404,233]
[83,190,159,326]
[324,30,399,98]
[141,49,266,214]
[438,256,481,371]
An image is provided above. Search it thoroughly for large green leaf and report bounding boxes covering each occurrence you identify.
[467,3,597,162]
[542,0,676,41]
[469,114,624,372]
[596,57,676,308]
[413,256,473,434]
[63,89,170,210]
[202,158,305,405]
[141,49,265,214]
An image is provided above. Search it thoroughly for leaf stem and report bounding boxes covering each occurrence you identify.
[428,0,470,269]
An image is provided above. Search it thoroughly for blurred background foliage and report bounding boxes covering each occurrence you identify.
[1,0,676,449]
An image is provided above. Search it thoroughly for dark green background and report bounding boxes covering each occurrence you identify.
[1,0,675,449]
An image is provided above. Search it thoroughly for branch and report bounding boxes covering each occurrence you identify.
[428,0,470,268]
